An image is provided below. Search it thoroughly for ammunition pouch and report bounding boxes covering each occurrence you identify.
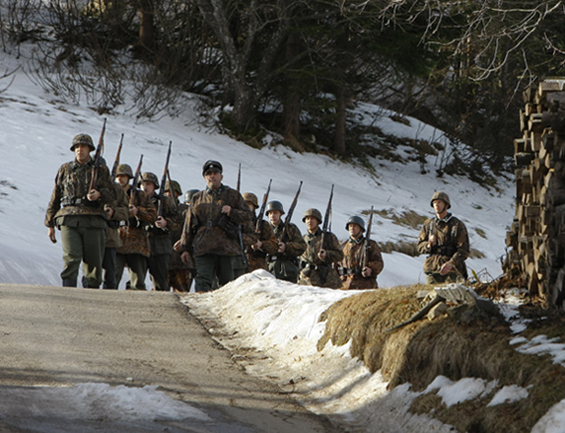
[107,220,120,229]
[217,214,239,240]
[339,266,361,277]
[430,245,456,257]
[61,197,96,208]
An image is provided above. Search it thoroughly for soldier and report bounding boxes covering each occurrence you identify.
[165,180,193,292]
[115,164,157,290]
[339,216,384,290]
[417,191,470,284]
[102,180,130,289]
[298,208,344,289]
[241,193,278,273]
[45,133,115,288]
[178,160,253,292]
[140,172,176,291]
[265,200,306,283]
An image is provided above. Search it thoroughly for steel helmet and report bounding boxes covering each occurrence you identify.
[71,133,95,151]
[430,191,451,209]
[266,200,285,215]
[242,192,258,209]
[345,216,365,232]
[115,164,133,178]
[184,189,200,204]
[302,208,323,224]
[139,172,159,189]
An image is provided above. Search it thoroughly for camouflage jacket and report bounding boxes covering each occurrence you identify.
[180,184,253,257]
[417,213,469,279]
[45,158,115,227]
[299,228,344,289]
[269,221,306,260]
[339,237,384,290]
[105,183,130,249]
[169,202,192,270]
[116,187,157,257]
[244,217,278,272]
[146,193,176,256]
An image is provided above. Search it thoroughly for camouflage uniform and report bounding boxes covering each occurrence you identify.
[102,183,129,289]
[247,218,278,272]
[418,214,469,284]
[179,184,252,292]
[168,200,194,292]
[146,190,177,292]
[45,137,115,288]
[339,238,384,290]
[268,222,306,283]
[299,228,344,289]
[116,186,157,290]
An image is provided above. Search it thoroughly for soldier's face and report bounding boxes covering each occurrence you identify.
[74,143,91,164]
[204,170,222,190]
[116,174,130,187]
[433,199,448,216]
[268,210,282,225]
[305,216,319,232]
[348,223,362,238]
[141,181,155,195]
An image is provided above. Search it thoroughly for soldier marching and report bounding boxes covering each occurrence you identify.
[48,132,469,291]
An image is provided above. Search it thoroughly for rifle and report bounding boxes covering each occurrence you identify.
[256,179,272,236]
[130,154,144,205]
[110,133,124,179]
[281,181,302,243]
[360,206,374,271]
[157,141,172,217]
[236,163,241,192]
[319,184,334,251]
[89,118,106,192]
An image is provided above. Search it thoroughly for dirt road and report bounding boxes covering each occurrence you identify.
[0,284,338,433]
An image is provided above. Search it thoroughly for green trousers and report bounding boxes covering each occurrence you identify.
[194,254,235,292]
[116,253,148,290]
[60,225,106,288]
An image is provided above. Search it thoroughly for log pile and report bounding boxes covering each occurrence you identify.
[504,79,565,307]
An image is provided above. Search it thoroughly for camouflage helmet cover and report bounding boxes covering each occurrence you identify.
[302,208,323,223]
[430,191,451,209]
[165,180,182,196]
[346,215,365,232]
[184,189,200,204]
[139,172,159,189]
[70,133,95,151]
[242,192,258,209]
[115,164,133,178]
[266,200,285,215]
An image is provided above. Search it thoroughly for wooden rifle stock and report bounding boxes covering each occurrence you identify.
[320,184,334,251]
[256,179,272,235]
[236,163,241,192]
[157,141,172,217]
[130,154,144,205]
[281,181,302,243]
[110,133,124,179]
[89,118,106,191]
[360,206,374,271]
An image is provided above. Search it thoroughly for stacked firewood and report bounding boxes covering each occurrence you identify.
[504,79,565,307]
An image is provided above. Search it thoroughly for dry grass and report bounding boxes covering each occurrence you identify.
[317,285,565,433]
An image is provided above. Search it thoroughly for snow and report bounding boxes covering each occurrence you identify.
[0,47,563,431]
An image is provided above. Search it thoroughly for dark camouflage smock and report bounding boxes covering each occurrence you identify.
[244,217,278,272]
[267,221,306,283]
[417,213,469,282]
[146,193,176,255]
[105,183,130,249]
[116,187,157,258]
[169,202,193,270]
[339,237,384,290]
[180,185,253,257]
[45,159,115,227]
[299,228,344,289]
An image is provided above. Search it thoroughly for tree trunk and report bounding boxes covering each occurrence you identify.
[137,0,155,52]
[334,86,346,155]
[283,32,301,139]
